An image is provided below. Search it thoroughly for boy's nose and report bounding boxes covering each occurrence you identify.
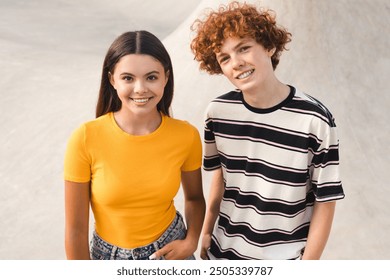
[231,55,244,69]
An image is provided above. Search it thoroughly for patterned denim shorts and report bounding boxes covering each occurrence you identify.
[90,211,195,260]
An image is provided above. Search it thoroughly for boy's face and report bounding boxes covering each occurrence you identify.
[215,37,275,94]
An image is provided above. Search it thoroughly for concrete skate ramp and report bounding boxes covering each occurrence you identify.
[0,0,389,260]
[164,0,390,259]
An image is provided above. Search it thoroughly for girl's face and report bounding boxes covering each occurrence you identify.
[109,54,168,117]
[216,37,275,94]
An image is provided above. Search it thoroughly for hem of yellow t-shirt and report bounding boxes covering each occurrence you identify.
[181,164,202,172]
[64,175,90,183]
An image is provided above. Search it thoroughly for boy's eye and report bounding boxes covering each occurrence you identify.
[239,46,250,52]
[218,56,229,64]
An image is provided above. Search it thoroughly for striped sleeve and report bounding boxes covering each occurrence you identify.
[203,105,221,171]
[310,121,344,202]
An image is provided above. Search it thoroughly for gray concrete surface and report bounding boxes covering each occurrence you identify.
[0,0,389,260]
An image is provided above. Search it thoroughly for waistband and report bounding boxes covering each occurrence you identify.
[92,212,183,260]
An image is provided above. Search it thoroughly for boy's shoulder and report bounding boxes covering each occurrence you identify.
[292,88,336,127]
[206,90,242,114]
[213,89,242,102]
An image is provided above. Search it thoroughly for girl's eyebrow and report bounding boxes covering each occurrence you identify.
[119,70,160,77]
[119,72,134,76]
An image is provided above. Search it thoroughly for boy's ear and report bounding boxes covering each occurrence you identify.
[269,48,276,57]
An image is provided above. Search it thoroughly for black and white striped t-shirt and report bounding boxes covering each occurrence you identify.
[204,86,345,260]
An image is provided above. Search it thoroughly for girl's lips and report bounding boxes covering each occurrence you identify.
[130,97,153,104]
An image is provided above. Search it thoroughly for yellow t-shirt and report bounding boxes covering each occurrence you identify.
[64,112,202,248]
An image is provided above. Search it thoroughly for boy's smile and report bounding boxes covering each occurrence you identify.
[236,69,255,80]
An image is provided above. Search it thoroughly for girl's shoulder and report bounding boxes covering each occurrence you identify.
[164,115,200,137]
[70,112,112,138]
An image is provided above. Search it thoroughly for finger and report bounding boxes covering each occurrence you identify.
[150,244,171,260]
[200,247,207,260]
[160,245,178,260]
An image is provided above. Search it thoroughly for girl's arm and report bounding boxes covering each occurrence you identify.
[200,167,224,260]
[64,181,91,259]
[153,168,205,260]
[301,201,336,260]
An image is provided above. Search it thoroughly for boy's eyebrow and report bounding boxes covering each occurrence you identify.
[233,39,251,51]
[216,39,252,57]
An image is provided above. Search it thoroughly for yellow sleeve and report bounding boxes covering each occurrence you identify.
[181,125,202,172]
[63,124,91,182]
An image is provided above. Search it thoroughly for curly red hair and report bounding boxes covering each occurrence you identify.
[190,1,292,74]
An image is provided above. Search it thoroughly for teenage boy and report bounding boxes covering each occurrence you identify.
[190,1,345,260]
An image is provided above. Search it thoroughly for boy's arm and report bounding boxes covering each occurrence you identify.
[200,167,225,259]
[301,201,336,260]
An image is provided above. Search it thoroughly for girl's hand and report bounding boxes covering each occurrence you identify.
[200,234,211,260]
[151,239,196,260]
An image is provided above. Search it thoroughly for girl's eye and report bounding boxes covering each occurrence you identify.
[123,76,133,81]
[147,75,158,81]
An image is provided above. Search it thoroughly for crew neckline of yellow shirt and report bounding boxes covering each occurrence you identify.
[108,111,167,140]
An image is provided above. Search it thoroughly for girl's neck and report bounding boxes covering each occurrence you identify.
[113,109,162,136]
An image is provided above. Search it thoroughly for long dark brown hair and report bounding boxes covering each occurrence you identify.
[96,31,174,118]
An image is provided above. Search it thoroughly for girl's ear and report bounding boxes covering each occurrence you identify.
[165,70,170,85]
[108,71,116,89]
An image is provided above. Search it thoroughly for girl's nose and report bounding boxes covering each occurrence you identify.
[134,80,147,94]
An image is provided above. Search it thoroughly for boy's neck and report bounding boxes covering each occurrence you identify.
[241,80,290,109]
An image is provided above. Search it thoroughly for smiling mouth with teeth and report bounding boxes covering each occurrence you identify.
[131,97,152,104]
[236,69,254,79]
